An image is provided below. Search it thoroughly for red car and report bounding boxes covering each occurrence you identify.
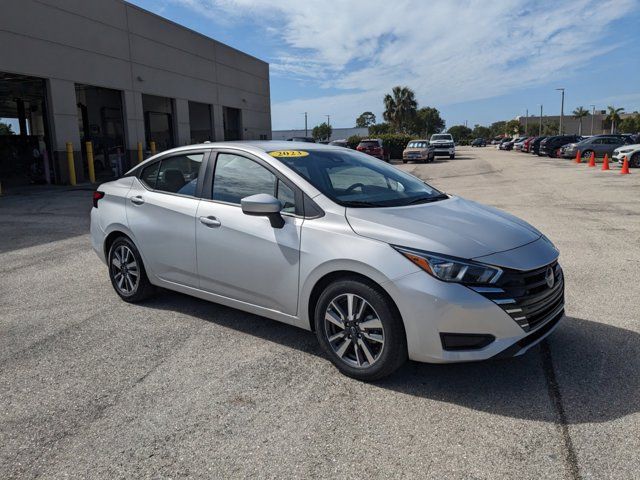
[522,136,535,153]
[356,138,390,161]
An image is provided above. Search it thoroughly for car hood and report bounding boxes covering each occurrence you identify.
[346,196,543,261]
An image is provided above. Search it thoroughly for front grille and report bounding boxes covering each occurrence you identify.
[473,261,564,332]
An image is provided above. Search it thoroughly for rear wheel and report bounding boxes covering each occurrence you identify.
[314,278,407,381]
[449,154,455,159]
[582,150,594,161]
[108,236,155,303]
[631,152,640,168]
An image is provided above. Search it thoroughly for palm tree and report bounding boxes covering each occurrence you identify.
[572,106,589,136]
[383,86,417,133]
[606,106,624,134]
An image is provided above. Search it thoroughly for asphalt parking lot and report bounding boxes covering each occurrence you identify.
[1,146,639,479]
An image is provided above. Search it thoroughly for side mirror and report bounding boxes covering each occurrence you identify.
[241,193,284,228]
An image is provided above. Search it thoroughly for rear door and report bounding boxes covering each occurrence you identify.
[126,150,209,287]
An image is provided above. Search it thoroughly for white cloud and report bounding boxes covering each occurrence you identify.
[174,0,638,128]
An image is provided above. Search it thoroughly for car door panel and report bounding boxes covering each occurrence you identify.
[126,179,200,286]
[196,201,302,315]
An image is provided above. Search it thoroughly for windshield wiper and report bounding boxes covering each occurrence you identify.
[407,194,449,205]
[342,200,380,208]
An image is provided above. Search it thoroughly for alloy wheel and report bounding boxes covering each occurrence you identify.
[324,293,385,368]
[110,245,139,295]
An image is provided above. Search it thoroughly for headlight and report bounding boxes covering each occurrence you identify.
[393,246,502,284]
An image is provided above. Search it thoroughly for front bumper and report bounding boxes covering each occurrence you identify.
[432,146,455,155]
[385,259,564,363]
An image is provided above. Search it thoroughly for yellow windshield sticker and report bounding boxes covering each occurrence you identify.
[268,150,309,158]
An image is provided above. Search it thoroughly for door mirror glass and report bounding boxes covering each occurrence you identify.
[241,193,284,228]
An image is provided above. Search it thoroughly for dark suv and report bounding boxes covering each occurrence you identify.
[539,135,581,158]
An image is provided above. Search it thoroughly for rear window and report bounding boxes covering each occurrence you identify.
[407,142,428,148]
[359,141,380,147]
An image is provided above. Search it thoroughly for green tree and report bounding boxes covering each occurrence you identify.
[471,124,492,139]
[383,86,418,133]
[447,125,472,143]
[618,113,640,134]
[572,106,589,136]
[605,106,624,133]
[0,122,15,135]
[355,111,376,128]
[526,122,541,136]
[311,122,332,141]
[505,119,523,135]
[489,121,506,138]
[543,121,559,135]
[368,123,392,136]
[410,107,445,137]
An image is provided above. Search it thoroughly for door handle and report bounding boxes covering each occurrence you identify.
[199,216,221,228]
[130,195,145,205]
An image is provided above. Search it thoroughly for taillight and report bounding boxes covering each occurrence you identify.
[93,191,105,208]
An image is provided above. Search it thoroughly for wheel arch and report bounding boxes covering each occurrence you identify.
[303,268,403,334]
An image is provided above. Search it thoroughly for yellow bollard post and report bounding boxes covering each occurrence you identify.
[150,141,157,155]
[86,141,96,183]
[137,142,143,163]
[66,142,77,186]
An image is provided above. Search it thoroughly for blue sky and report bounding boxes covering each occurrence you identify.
[129,0,640,130]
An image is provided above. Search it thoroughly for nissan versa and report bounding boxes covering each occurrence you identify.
[91,142,564,380]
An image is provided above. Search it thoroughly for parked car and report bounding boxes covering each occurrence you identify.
[522,136,536,153]
[491,137,504,145]
[538,135,581,157]
[561,135,634,160]
[513,136,531,151]
[529,136,547,155]
[499,137,518,150]
[430,133,456,159]
[613,143,640,167]
[402,140,435,163]
[286,137,315,143]
[356,138,389,161]
[471,138,487,147]
[91,141,564,380]
[328,139,348,148]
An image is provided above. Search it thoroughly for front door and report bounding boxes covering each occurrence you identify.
[126,151,206,287]
[195,152,302,315]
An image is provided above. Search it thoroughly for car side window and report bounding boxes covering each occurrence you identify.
[140,161,160,189]
[213,153,276,205]
[153,153,203,196]
[276,180,296,214]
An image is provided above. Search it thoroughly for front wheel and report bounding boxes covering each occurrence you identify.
[630,153,639,168]
[108,236,155,303]
[314,278,407,381]
[449,154,455,159]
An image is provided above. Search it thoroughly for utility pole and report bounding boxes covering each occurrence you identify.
[539,105,543,135]
[525,109,528,134]
[556,88,565,134]
[302,112,308,136]
[325,115,330,126]
[590,104,596,135]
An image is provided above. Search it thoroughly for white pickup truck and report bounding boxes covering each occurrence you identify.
[430,133,456,159]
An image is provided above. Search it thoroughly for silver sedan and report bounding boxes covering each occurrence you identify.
[91,142,563,380]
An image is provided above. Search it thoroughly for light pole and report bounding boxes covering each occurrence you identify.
[539,105,543,136]
[525,109,528,134]
[325,114,330,126]
[590,104,596,135]
[301,112,308,136]
[556,88,565,135]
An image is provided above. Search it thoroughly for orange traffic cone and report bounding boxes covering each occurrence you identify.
[620,156,630,175]
[588,152,596,167]
[601,154,610,171]
[575,150,581,163]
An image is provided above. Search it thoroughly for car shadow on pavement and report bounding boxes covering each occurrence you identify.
[144,292,639,425]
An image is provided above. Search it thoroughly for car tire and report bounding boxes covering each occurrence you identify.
[449,154,455,159]
[108,236,155,303]
[630,153,639,168]
[582,150,594,161]
[314,278,407,381]
[402,159,408,164]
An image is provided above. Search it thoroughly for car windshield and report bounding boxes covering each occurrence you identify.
[270,149,445,208]
[431,135,451,141]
